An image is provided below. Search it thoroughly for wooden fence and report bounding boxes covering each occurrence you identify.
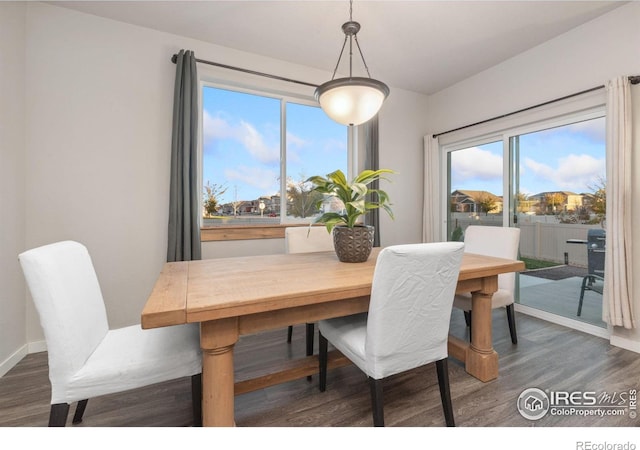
[450,214,603,267]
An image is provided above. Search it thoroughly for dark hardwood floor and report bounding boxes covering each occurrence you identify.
[1,311,639,428]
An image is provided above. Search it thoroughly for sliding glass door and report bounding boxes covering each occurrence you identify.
[511,116,606,329]
[446,112,607,333]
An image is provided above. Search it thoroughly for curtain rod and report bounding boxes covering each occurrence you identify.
[433,75,640,139]
[171,53,319,88]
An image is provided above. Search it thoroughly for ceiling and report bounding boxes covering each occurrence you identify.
[50,1,625,95]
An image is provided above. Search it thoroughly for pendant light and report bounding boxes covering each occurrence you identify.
[315,0,390,126]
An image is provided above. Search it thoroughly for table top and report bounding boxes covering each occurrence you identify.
[142,248,525,329]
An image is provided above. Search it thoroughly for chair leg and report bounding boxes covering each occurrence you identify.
[191,373,203,427]
[49,403,70,427]
[318,332,328,392]
[463,310,471,327]
[578,276,589,316]
[306,322,315,381]
[464,310,472,341]
[368,377,385,427]
[506,304,518,344]
[435,359,455,427]
[305,323,315,356]
[287,325,293,343]
[71,399,88,424]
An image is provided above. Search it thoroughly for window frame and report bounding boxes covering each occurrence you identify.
[198,79,355,241]
[440,102,606,241]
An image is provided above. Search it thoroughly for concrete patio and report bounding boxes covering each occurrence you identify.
[518,266,605,328]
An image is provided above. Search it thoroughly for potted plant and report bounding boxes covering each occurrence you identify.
[307,168,394,262]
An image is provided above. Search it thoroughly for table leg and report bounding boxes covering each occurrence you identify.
[200,318,238,426]
[465,290,499,382]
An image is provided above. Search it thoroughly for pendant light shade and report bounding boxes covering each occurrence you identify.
[316,1,389,126]
[315,77,389,126]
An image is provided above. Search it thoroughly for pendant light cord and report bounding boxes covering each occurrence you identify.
[328,0,373,81]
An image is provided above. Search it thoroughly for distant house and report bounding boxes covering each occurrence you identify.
[529,191,584,213]
[450,190,503,214]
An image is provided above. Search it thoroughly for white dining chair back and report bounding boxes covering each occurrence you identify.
[285,226,334,254]
[365,242,464,378]
[20,241,110,389]
[461,225,520,300]
[19,241,202,426]
[318,242,465,426]
[453,225,521,343]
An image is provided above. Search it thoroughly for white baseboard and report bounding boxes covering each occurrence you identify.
[0,345,28,378]
[514,303,610,339]
[609,335,640,354]
[516,304,640,354]
[0,340,47,378]
[28,340,47,354]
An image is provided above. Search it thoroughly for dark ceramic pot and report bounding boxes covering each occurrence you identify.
[332,225,375,263]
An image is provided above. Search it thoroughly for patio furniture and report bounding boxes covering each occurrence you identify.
[578,229,606,316]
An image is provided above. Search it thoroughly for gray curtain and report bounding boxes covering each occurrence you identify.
[363,115,380,247]
[167,49,201,262]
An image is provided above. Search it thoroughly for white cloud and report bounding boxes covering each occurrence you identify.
[203,110,234,141]
[286,131,307,150]
[285,131,309,165]
[524,153,604,192]
[224,166,279,195]
[203,110,279,164]
[451,147,503,181]
[323,138,347,154]
[238,121,279,164]
[565,117,606,142]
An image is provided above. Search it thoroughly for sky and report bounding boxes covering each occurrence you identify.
[203,85,605,205]
[450,116,606,198]
[202,86,347,205]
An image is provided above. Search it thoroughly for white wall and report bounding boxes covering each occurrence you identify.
[20,3,428,347]
[0,3,27,375]
[426,2,640,350]
[378,87,430,246]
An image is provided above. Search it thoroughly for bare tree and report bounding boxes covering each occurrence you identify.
[587,175,606,218]
[202,181,228,217]
[286,177,323,218]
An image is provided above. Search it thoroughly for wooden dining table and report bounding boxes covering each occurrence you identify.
[141,247,524,426]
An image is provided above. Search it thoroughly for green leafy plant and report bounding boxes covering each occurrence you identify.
[306,169,394,233]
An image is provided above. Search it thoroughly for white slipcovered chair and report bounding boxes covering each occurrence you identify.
[18,241,202,427]
[318,242,464,427]
[284,226,335,354]
[452,225,521,344]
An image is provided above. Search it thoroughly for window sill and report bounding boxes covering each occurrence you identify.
[201,224,321,242]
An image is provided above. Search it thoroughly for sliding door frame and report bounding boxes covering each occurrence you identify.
[440,103,609,338]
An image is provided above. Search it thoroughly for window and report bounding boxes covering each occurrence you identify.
[444,111,607,333]
[445,114,606,240]
[201,85,349,232]
[447,140,504,240]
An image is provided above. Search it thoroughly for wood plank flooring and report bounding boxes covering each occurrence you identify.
[1,311,639,428]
